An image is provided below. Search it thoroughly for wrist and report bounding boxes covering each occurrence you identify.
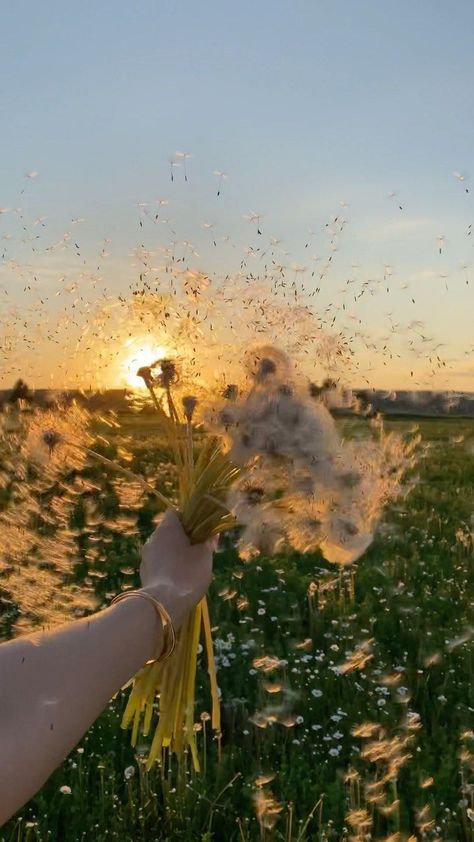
[111,591,164,665]
[139,584,184,630]
[136,588,177,662]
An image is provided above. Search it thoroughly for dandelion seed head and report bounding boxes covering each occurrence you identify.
[182,395,198,421]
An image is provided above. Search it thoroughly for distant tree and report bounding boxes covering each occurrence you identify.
[353,390,375,417]
[8,379,33,405]
[309,378,337,399]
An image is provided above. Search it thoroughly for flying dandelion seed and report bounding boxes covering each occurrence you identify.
[175,151,192,181]
[437,234,446,255]
[168,157,180,182]
[253,787,283,832]
[213,170,227,196]
[453,170,470,192]
[244,210,263,235]
[337,639,374,674]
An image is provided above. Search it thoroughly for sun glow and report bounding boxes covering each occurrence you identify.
[121,339,169,389]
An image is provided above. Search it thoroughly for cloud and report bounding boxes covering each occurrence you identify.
[447,358,474,391]
[358,217,434,243]
[406,269,437,282]
[451,365,474,379]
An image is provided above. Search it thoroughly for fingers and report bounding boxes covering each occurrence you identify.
[144,508,218,559]
[156,511,217,551]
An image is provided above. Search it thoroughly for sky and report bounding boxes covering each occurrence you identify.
[1,0,474,391]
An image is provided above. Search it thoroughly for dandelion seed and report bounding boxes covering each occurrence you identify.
[351,722,381,738]
[175,151,192,181]
[253,655,285,673]
[253,787,283,831]
[255,774,275,788]
[337,640,374,674]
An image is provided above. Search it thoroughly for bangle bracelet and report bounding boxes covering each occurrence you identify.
[110,590,177,664]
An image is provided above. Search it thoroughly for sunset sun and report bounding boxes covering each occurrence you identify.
[121,340,169,389]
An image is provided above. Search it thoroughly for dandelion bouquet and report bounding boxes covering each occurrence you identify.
[118,356,239,770]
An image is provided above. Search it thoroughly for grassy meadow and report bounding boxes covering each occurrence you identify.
[1,416,474,842]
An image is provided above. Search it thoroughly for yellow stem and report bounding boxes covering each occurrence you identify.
[201,597,221,731]
[82,446,172,509]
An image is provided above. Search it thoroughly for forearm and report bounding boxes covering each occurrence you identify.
[0,593,161,825]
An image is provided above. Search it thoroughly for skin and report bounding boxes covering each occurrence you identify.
[0,511,214,826]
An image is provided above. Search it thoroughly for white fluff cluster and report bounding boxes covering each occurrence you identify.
[207,346,418,565]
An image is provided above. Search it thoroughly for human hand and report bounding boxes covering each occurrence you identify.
[139,510,216,630]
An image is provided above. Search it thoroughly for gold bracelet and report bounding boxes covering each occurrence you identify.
[110,590,177,664]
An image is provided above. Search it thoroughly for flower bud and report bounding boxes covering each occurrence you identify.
[155,358,177,388]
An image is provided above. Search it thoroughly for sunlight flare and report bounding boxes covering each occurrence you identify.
[121,339,170,389]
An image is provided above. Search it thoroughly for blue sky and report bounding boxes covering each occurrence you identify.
[1,1,474,389]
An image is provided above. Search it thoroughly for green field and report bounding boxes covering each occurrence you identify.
[2,417,474,842]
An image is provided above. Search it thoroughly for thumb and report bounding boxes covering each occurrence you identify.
[208,534,219,552]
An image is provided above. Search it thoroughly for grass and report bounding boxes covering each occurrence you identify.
[1,416,474,841]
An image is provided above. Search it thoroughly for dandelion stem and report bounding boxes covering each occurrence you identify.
[71,443,173,509]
